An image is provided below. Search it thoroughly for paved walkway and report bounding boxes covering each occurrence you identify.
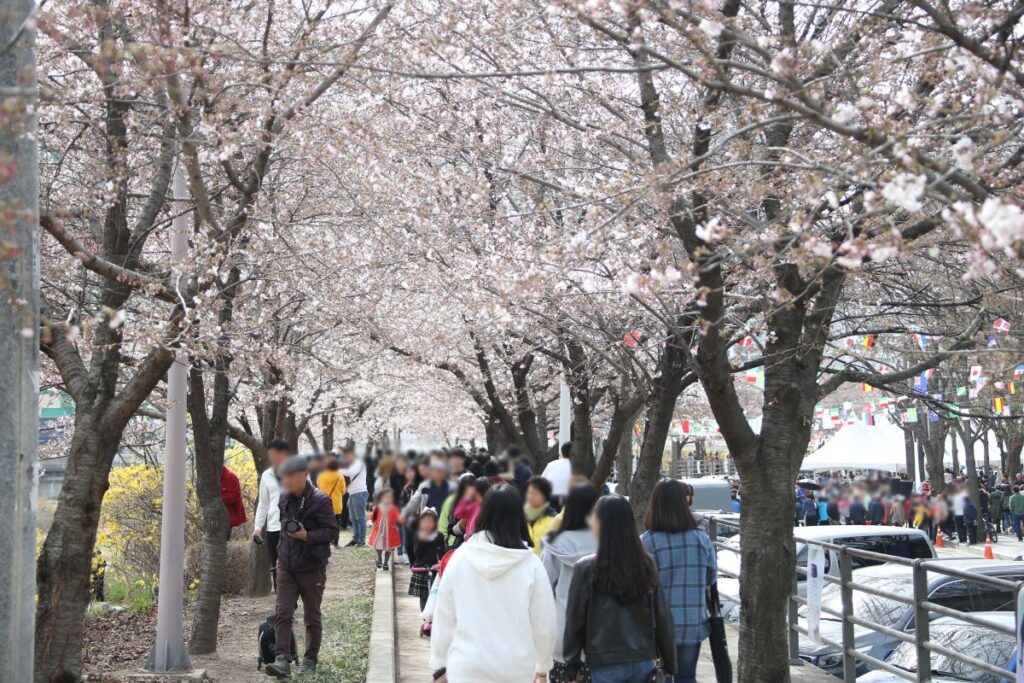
[391,565,832,683]
[394,564,433,682]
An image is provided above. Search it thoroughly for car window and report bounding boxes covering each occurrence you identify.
[884,623,1014,682]
[841,538,887,569]
[929,580,977,613]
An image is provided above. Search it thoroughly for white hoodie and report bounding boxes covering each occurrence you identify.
[430,533,556,682]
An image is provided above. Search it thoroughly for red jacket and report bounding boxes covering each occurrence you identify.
[369,504,401,549]
[221,467,246,528]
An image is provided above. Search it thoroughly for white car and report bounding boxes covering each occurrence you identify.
[716,525,934,619]
[857,612,1016,682]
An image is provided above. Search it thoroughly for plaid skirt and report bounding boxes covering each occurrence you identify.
[408,570,433,599]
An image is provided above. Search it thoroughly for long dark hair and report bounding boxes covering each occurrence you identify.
[644,479,699,533]
[476,485,532,549]
[594,496,658,603]
[549,484,600,541]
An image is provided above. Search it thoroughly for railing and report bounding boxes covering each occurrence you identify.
[706,516,1022,682]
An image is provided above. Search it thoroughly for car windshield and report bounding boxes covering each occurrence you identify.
[885,623,1015,682]
[799,575,913,625]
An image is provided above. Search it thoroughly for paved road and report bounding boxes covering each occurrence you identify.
[392,564,833,682]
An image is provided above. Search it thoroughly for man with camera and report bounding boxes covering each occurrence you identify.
[264,456,338,678]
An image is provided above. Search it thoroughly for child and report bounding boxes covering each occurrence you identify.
[408,509,447,611]
[369,488,401,571]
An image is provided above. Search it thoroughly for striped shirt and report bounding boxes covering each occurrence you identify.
[641,529,717,644]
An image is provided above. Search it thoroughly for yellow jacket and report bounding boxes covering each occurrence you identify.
[527,511,557,556]
[317,470,346,515]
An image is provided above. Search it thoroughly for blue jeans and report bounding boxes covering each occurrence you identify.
[670,642,701,683]
[590,660,653,683]
[349,491,368,544]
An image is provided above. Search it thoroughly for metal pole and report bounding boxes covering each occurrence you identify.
[558,376,571,448]
[911,561,931,682]
[839,551,857,681]
[146,164,191,672]
[0,0,39,678]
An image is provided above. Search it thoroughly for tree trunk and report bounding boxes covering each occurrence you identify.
[187,365,232,654]
[593,394,643,489]
[566,340,596,477]
[615,424,634,498]
[904,428,915,477]
[736,451,797,683]
[35,419,118,683]
[629,334,688,525]
[1006,433,1023,481]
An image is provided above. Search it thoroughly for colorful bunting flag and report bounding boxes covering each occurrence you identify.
[993,318,1012,334]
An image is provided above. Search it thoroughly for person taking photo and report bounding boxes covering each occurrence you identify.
[264,456,338,678]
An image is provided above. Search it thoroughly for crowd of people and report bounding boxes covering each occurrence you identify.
[784,467,1024,545]
[249,440,720,683]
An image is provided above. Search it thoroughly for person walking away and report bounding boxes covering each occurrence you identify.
[540,484,600,683]
[253,440,289,592]
[963,496,978,545]
[524,476,558,555]
[868,494,886,525]
[541,443,573,510]
[991,485,1005,533]
[800,492,818,526]
[848,495,867,525]
[221,465,247,540]
[950,487,968,543]
[429,485,556,683]
[564,495,676,683]
[641,480,716,683]
[341,447,369,546]
[409,508,447,611]
[316,455,346,548]
[264,456,338,678]
[369,488,402,570]
[1009,486,1024,541]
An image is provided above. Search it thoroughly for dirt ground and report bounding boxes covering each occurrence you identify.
[84,532,376,683]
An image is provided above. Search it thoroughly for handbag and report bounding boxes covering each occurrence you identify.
[647,592,667,683]
[706,583,732,683]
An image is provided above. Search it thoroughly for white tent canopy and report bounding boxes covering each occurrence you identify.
[801,420,951,472]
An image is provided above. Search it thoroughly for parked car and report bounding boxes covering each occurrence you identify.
[799,559,1024,677]
[857,612,1016,682]
[716,525,935,618]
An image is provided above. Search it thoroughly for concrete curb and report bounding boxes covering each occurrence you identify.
[366,567,397,683]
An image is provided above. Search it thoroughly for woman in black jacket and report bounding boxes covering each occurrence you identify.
[563,495,676,683]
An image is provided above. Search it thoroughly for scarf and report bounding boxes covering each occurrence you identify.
[524,504,547,523]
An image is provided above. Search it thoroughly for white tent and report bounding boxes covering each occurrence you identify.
[801,420,940,472]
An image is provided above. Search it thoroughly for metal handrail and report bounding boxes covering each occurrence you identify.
[707,514,1021,682]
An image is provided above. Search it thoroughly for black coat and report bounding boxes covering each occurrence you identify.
[410,533,447,569]
[563,557,677,677]
[277,484,338,573]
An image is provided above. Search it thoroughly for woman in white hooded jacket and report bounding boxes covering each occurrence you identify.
[430,485,557,683]
[540,484,600,683]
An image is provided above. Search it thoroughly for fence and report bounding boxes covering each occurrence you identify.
[707,516,1022,682]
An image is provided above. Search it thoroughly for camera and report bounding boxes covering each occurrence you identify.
[282,518,302,534]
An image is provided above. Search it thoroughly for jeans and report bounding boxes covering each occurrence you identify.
[590,660,653,683]
[670,642,701,683]
[349,491,368,544]
[1013,513,1024,541]
[397,525,406,557]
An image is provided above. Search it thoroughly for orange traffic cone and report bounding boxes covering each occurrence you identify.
[984,535,995,559]
[935,533,945,549]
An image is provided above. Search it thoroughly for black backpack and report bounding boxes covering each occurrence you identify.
[257,615,297,670]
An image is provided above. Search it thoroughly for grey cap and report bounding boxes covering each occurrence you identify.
[279,455,309,475]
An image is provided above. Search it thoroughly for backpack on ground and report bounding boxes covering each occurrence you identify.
[257,615,298,670]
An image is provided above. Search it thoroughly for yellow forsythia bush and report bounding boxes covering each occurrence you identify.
[97,444,259,580]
